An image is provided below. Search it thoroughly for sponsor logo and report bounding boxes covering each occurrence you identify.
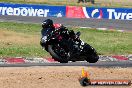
[0,7,49,17]
[91,9,103,19]
[82,7,132,20]
[57,11,63,17]
[79,68,131,86]
[82,7,103,19]
[107,9,132,20]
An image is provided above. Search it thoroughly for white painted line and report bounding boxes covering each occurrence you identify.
[79,26,127,33]
[117,30,124,32]
[80,27,92,29]
[96,28,108,30]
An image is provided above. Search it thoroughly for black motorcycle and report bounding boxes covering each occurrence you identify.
[41,28,99,63]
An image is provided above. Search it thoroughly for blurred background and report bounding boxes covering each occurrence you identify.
[1,0,132,7]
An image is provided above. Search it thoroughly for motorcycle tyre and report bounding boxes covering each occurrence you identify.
[87,54,99,63]
[48,45,68,63]
[84,44,99,63]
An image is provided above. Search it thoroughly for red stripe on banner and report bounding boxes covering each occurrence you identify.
[6,58,25,63]
[66,6,85,18]
[112,56,128,60]
[99,9,103,18]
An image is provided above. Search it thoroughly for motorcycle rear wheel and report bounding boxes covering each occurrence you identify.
[87,54,99,63]
[84,44,99,63]
[48,45,68,63]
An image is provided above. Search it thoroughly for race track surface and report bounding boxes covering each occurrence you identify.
[0,61,132,67]
[0,15,132,67]
[0,15,132,31]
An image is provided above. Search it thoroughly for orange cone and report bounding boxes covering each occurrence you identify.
[81,68,90,79]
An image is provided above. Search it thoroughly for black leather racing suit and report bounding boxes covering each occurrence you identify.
[40,26,76,51]
[40,27,55,47]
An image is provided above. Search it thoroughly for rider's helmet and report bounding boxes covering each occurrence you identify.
[42,19,53,28]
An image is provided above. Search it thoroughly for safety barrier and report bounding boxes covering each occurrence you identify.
[66,6,132,20]
[0,3,132,20]
[0,3,66,17]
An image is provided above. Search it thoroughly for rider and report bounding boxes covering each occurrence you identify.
[41,19,55,38]
[40,19,76,48]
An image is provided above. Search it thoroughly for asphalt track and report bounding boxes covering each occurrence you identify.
[0,15,132,67]
[0,15,132,31]
[0,61,132,67]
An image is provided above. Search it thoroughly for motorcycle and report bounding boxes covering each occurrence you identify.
[41,28,99,63]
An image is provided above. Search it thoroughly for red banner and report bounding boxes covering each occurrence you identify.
[66,6,85,18]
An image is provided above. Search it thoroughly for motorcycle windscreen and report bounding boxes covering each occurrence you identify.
[41,28,54,37]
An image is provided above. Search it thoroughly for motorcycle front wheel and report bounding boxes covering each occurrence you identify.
[48,45,68,63]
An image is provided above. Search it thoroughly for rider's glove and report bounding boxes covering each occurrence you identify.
[40,40,45,47]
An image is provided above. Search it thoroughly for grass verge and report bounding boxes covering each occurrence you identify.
[0,21,131,57]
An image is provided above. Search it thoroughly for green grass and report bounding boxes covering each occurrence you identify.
[0,22,132,57]
[0,22,50,57]
[0,0,132,8]
[76,28,132,55]
[0,22,41,35]
[0,45,50,57]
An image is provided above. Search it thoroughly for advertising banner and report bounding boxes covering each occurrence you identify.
[0,3,66,17]
[0,3,131,20]
[66,6,132,20]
